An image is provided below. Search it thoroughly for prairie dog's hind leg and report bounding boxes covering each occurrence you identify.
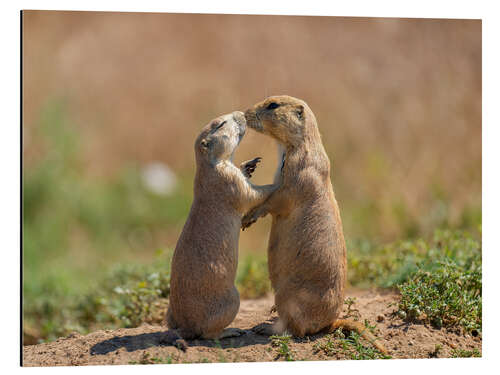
[166,306,178,329]
[200,287,240,340]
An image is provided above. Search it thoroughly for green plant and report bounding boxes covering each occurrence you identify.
[343,331,391,360]
[397,250,481,333]
[312,331,340,357]
[113,281,161,328]
[23,250,173,343]
[313,327,390,360]
[213,340,228,363]
[343,297,360,320]
[347,228,482,288]
[450,348,481,358]
[270,334,295,361]
[236,254,271,298]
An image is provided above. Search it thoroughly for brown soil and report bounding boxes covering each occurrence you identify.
[23,290,481,366]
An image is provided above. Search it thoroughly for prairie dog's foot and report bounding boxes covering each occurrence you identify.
[252,323,280,336]
[240,157,262,178]
[218,328,246,339]
[158,331,188,352]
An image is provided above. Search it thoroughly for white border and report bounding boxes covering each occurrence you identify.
[3,0,498,373]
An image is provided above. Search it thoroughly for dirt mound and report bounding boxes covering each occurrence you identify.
[23,290,481,366]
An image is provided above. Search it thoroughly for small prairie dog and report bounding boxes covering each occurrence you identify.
[166,111,278,340]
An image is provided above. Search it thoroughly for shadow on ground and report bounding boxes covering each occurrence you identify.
[90,325,276,355]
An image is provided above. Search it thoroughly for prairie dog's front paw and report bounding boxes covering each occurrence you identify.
[241,215,257,230]
[242,206,265,230]
[240,157,262,178]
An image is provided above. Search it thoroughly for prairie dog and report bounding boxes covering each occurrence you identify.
[166,111,278,340]
[243,96,387,354]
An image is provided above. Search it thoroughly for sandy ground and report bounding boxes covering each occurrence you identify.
[23,290,481,366]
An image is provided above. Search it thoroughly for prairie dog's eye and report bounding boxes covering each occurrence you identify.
[214,120,226,131]
[266,102,280,110]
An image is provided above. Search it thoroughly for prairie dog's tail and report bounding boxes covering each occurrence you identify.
[159,330,188,352]
[330,319,388,355]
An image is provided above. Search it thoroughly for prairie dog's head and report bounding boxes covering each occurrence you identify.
[195,111,246,164]
[244,95,312,146]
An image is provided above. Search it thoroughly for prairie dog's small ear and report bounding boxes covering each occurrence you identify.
[296,105,304,121]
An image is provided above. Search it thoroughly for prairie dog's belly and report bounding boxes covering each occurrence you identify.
[170,210,240,294]
[268,200,340,284]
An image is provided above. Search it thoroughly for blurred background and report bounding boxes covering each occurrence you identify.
[22,11,481,343]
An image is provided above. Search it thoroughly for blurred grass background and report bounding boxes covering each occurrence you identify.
[22,11,481,343]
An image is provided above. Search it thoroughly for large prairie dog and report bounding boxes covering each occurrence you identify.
[242,96,387,354]
[166,111,278,340]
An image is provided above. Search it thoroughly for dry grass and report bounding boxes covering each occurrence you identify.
[23,12,481,243]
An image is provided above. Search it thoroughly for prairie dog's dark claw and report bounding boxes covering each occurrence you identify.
[241,157,262,178]
[241,218,257,230]
[242,205,263,230]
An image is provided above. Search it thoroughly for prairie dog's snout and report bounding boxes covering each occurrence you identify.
[232,111,246,138]
[243,107,263,132]
[196,111,248,163]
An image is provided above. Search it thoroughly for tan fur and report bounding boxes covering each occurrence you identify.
[330,319,388,355]
[166,111,278,340]
[243,95,387,353]
[242,96,343,332]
